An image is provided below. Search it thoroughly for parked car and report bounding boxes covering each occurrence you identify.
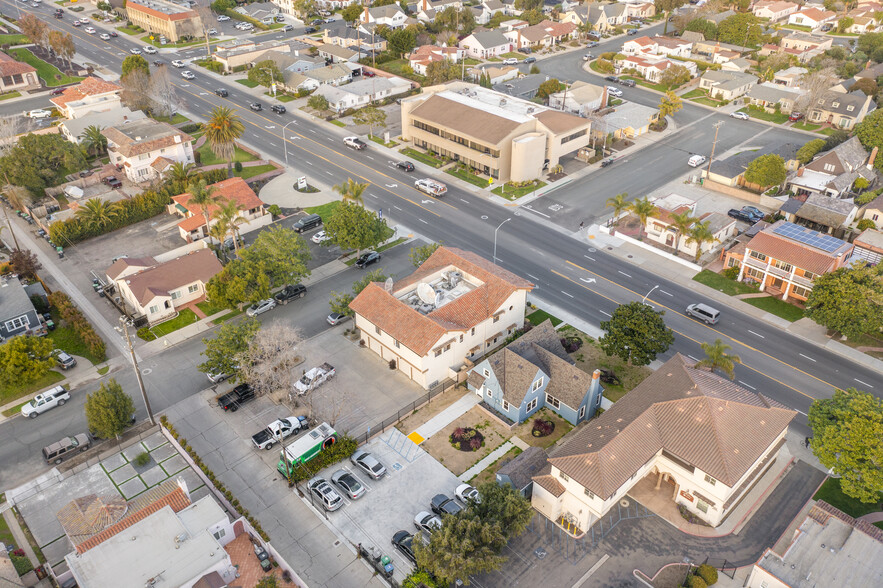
[455,483,481,504]
[687,154,706,167]
[292,213,322,233]
[788,112,804,122]
[171,60,185,68]
[54,350,77,370]
[282,24,293,32]
[331,469,366,499]
[618,78,636,87]
[627,28,638,35]
[355,251,381,268]
[742,206,765,221]
[606,86,623,97]
[518,47,531,54]
[103,176,122,188]
[396,161,415,172]
[727,208,757,223]
[129,48,141,54]
[363,70,375,78]
[326,312,350,326]
[605,75,619,83]
[271,104,286,114]
[392,531,416,563]
[22,385,70,418]
[351,449,387,479]
[206,369,235,384]
[524,56,536,64]
[414,511,442,535]
[431,494,463,516]
[343,136,367,150]
[153,60,164,67]
[249,102,262,111]
[181,71,195,80]
[216,383,255,412]
[587,41,599,48]
[217,14,230,21]
[308,477,344,511]
[502,57,518,65]
[311,230,328,244]
[251,416,307,450]
[42,434,90,465]
[730,111,749,120]
[27,109,52,119]
[304,26,318,33]
[215,88,228,97]
[144,46,157,54]
[273,283,306,305]
[246,298,276,317]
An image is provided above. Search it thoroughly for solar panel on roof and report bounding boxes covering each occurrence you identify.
[771,222,845,253]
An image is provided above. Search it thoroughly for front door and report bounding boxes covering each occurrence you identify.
[771,278,783,290]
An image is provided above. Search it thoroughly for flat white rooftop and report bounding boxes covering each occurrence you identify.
[437,83,554,125]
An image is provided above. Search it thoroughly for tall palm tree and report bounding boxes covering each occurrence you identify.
[333,178,368,206]
[669,210,697,255]
[76,198,119,232]
[186,179,219,238]
[168,161,195,184]
[628,197,657,239]
[695,339,742,380]
[685,220,718,262]
[214,197,245,255]
[605,192,629,227]
[208,214,231,261]
[204,106,244,178]
[80,125,107,158]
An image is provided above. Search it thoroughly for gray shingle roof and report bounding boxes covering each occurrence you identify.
[796,194,856,227]
[497,446,549,490]
[812,90,873,118]
[468,30,510,49]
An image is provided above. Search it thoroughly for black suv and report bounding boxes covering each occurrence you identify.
[271,105,286,114]
[430,494,463,516]
[274,283,307,305]
[217,383,255,412]
[250,102,262,111]
[605,75,620,83]
[215,88,228,97]
[619,78,636,87]
[396,161,415,172]
[727,209,758,223]
[355,251,381,268]
[292,213,322,233]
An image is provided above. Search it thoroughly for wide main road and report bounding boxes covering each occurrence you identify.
[9,5,882,423]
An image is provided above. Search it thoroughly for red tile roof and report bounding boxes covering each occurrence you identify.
[0,52,36,77]
[172,177,264,233]
[49,76,122,110]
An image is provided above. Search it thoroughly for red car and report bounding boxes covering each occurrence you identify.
[363,70,376,78]
[788,112,803,122]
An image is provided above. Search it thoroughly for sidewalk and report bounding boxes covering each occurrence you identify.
[408,392,480,444]
[1,507,52,587]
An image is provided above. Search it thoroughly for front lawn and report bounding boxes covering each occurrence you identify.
[138,309,199,340]
[691,96,723,107]
[196,143,258,165]
[376,237,408,254]
[330,120,346,127]
[0,371,65,406]
[305,200,341,220]
[526,308,562,327]
[196,300,228,316]
[792,122,821,131]
[116,25,144,36]
[446,165,488,188]
[0,91,21,101]
[682,89,706,99]
[213,309,243,324]
[9,48,83,87]
[692,270,759,296]
[369,135,398,148]
[47,322,106,365]
[236,163,276,179]
[622,75,679,93]
[400,147,445,168]
[742,108,790,124]
[153,113,190,124]
[379,58,423,81]
[267,92,297,102]
[236,78,260,88]
[492,180,546,201]
[499,52,523,60]
[510,408,573,449]
[743,296,805,322]
[469,446,522,486]
[813,477,883,519]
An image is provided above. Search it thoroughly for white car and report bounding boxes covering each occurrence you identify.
[171,59,185,68]
[208,28,218,35]
[455,483,481,504]
[502,57,518,65]
[84,27,96,34]
[144,46,157,54]
[246,298,276,317]
[688,154,707,167]
[99,33,111,40]
[27,109,52,119]
[217,15,230,21]
[181,70,195,80]
[311,230,328,244]
[21,386,70,419]
[606,86,623,97]
[730,111,749,120]
[129,48,142,55]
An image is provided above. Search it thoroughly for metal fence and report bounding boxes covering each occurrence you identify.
[700,556,737,580]
[353,379,454,445]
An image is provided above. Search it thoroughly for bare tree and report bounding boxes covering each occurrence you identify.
[60,33,76,69]
[308,379,353,429]
[121,69,156,112]
[193,0,215,59]
[148,67,179,118]
[795,67,838,113]
[48,30,65,60]
[18,14,47,50]
[237,322,304,398]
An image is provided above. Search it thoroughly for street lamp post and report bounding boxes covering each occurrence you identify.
[117,316,156,425]
[282,119,298,167]
[642,285,659,305]
[493,217,511,265]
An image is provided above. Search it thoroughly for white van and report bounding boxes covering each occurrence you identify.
[688,154,707,167]
[686,303,720,324]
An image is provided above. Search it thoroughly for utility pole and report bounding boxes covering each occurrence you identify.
[705,121,723,181]
[118,317,156,425]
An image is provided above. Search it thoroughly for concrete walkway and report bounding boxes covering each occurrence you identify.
[1,507,52,586]
[408,392,481,444]
[858,511,883,523]
[458,440,514,482]
[259,171,338,208]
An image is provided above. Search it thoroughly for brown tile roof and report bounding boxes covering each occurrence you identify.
[534,109,589,134]
[745,223,849,275]
[151,156,175,172]
[106,256,157,281]
[49,76,122,110]
[533,472,566,497]
[102,118,193,158]
[122,249,223,306]
[349,247,533,356]
[0,52,35,77]
[56,495,129,547]
[172,177,264,233]
[409,95,523,145]
[544,354,795,499]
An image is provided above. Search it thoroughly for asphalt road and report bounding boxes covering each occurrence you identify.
[1,2,880,487]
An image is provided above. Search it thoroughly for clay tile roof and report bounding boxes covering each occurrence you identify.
[0,52,36,77]
[151,156,175,172]
[543,354,796,499]
[121,249,223,306]
[533,470,566,497]
[56,495,129,546]
[50,76,122,109]
[171,177,264,231]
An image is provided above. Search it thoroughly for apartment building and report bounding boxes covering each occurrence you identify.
[126,0,203,43]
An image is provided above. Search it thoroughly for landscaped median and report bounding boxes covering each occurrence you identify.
[492,179,546,201]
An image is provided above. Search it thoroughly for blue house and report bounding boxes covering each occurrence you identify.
[467,320,603,426]
[0,277,45,341]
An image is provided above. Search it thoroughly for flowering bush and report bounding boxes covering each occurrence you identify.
[450,427,484,451]
[531,419,555,437]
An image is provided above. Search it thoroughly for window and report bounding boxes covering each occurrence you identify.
[802,270,816,280]
[471,327,475,336]
[4,316,27,331]
[772,259,793,272]
[493,315,500,323]
[749,250,767,262]
[584,488,594,499]
[188,284,199,294]
[823,163,835,172]
[434,349,442,357]
[485,387,493,399]
[704,474,717,486]
[847,105,855,112]
[792,285,811,298]
[212,528,226,541]
[696,499,709,513]
[502,400,510,412]
[170,291,181,300]
[375,326,381,335]
[483,368,490,378]
[149,305,159,314]
[546,393,560,409]
[532,377,544,391]
[459,334,464,343]
[578,405,586,420]
[395,340,401,349]
[559,472,569,482]
[832,102,839,108]
[526,397,537,412]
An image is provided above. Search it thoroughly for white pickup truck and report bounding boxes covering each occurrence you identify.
[252,416,308,450]
[293,363,335,395]
[343,136,367,150]
[415,178,447,197]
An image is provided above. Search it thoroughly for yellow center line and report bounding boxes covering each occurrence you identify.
[550,268,821,403]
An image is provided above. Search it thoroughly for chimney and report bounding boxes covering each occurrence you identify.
[797,167,804,177]
[868,146,878,170]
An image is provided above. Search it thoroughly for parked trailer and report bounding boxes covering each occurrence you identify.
[276,422,337,477]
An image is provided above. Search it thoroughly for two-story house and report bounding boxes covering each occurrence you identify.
[787,137,876,199]
[531,354,796,533]
[59,107,147,146]
[102,119,194,183]
[468,320,604,426]
[414,0,463,22]
[349,247,533,389]
[724,221,853,301]
[780,32,832,63]
[752,0,799,21]
[408,45,465,76]
[49,77,123,119]
[168,177,271,243]
[504,20,577,50]
[459,31,512,59]
[0,276,45,341]
[360,4,408,29]
[807,90,876,130]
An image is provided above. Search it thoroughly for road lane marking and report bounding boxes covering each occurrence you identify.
[854,378,874,388]
[523,206,550,218]
[584,255,595,261]
[748,330,765,338]
[393,206,403,211]
[460,198,470,204]
[325,171,333,176]
[526,273,539,281]
[618,270,632,278]
[599,310,611,317]
[799,353,816,362]
[738,381,756,390]
[561,291,574,298]
[659,290,673,297]
[309,129,316,133]
[418,219,428,224]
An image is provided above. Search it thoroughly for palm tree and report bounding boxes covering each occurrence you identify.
[605,192,629,227]
[76,198,119,232]
[695,339,742,380]
[80,125,107,158]
[186,179,219,238]
[208,214,231,261]
[214,197,245,255]
[685,220,718,263]
[204,106,244,178]
[628,197,657,239]
[168,161,195,184]
[333,178,368,206]
[669,210,697,255]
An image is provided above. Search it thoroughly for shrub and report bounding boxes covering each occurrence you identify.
[687,574,707,588]
[10,553,33,576]
[449,427,484,451]
[855,191,879,206]
[531,418,555,437]
[268,204,281,217]
[857,218,877,231]
[560,336,582,353]
[234,161,243,172]
[48,291,106,359]
[286,435,358,482]
[696,564,718,586]
[388,359,396,369]
[181,123,201,134]
[30,294,49,314]
[133,452,151,467]
[722,266,740,280]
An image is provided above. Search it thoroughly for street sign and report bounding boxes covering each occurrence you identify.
[297,176,307,190]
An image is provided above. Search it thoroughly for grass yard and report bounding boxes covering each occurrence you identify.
[116,26,144,36]
[153,113,190,124]
[368,135,398,148]
[743,296,805,322]
[492,181,546,200]
[792,122,821,131]
[817,128,838,135]
[196,299,228,316]
[330,120,346,127]
[813,477,882,519]
[743,108,790,124]
[0,510,14,546]
[526,308,562,327]
[0,91,20,101]
[213,309,243,324]
[0,34,28,46]
[463,58,481,65]
[236,78,260,88]
[446,166,488,188]
[469,446,522,486]
[622,75,677,93]
[139,309,199,340]
[693,270,759,296]
[682,89,705,99]
[196,143,258,165]
[376,237,408,254]
[400,147,445,168]
[0,371,65,406]
[379,58,423,81]
[236,164,276,179]
[9,48,83,87]
[691,96,723,107]
[47,321,107,365]
[499,52,523,60]
[305,200,341,220]
[511,408,573,449]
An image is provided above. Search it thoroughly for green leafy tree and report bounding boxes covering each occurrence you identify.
[857,218,878,230]
[658,91,683,118]
[838,17,855,33]
[329,268,388,316]
[0,133,87,195]
[796,138,826,164]
[341,4,362,22]
[214,197,245,254]
[0,335,55,384]
[854,108,883,170]
[717,13,762,47]
[352,106,387,138]
[669,210,697,253]
[425,60,461,85]
[535,79,561,102]
[121,54,150,78]
[167,161,196,184]
[204,106,245,177]
[658,64,691,90]
[247,60,283,87]
[205,259,273,308]
[80,125,107,157]
[333,178,368,206]
[804,263,883,340]
[198,318,261,381]
[520,8,544,25]
[472,482,533,540]
[684,18,717,40]
[409,242,441,267]
[85,379,136,441]
[606,192,629,226]
[628,197,658,237]
[809,388,883,503]
[292,0,316,18]
[387,27,417,57]
[694,339,741,379]
[744,154,786,188]
[324,201,390,256]
[685,220,718,262]
[75,198,120,232]
[240,225,312,286]
[599,301,674,366]
[308,94,329,111]
[851,77,878,99]
[414,513,507,585]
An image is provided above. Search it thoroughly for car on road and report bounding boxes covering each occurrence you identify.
[27,109,52,119]
[144,46,157,54]
[431,494,463,516]
[53,11,62,18]
[246,298,276,317]
[208,28,218,35]
[84,27,96,34]
[153,60,164,67]
[72,20,81,27]
[502,57,518,65]
[524,56,536,64]
[217,383,255,411]
[727,208,759,223]
[326,312,350,326]
[171,60,186,68]
[355,251,381,268]
[206,370,234,384]
[618,78,636,87]
[606,86,623,97]
[391,531,416,563]
[304,26,318,33]
[99,33,111,40]
[344,136,367,150]
[282,24,293,32]
[396,161,415,172]
[54,350,77,370]
[109,31,118,37]
[50,87,64,95]
[311,230,328,244]
[249,102,262,111]
[331,469,366,499]
[583,53,592,61]
[273,283,306,305]
[215,88,228,97]
[455,483,481,504]
[351,449,386,479]
[414,511,442,535]
[271,104,286,114]
[627,28,638,35]
[730,111,749,120]
[605,75,619,83]
[308,477,344,511]
[788,112,803,122]
[587,41,599,48]
[129,48,142,54]
[687,154,706,167]
[43,434,90,465]
[181,70,195,80]
[22,386,70,419]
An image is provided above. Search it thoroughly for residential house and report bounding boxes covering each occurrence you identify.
[597,101,659,139]
[531,354,796,532]
[212,39,311,73]
[504,20,577,50]
[846,16,878,34]
[746,502,883,588]
[496,446,549,498]
[789,194,858,237]
[102,118,194,183]
[360,4,408,28]
[310,76,411,112]
[617,55,697,84]
[787,7,836,29]
[548,81,607,117]
[282,63,352,92]
[807,90,876,130]
[125,0,203,43]
[459,31,512,59]
[680,31,705,45]
[585,3,630,32]
[691,39,747,62]
[861,192,883,224]
[348,246,534,389]
[473,0,506,25]
[414,0,464,23]
[106,248,223,323]
[699,70,757,101]
[772,66,807,87]
[626,2,655,18]
[724,220,853,301]
[706,9,735,26]
[323,24,387,52]
[720,57,751,72]
[642,193,731,257]
[0,52,38,93]
[498,19,529,32]
[168,177,271,243]
[752,0,799,21]
[284,55,326,75]
[0,276,45,341]
[853,228,883,265]
[704,142,800,187]
[746,82,802,114]
[493,73,550,100]
[408,45,464,76]
[235,1,280,24]
[473,65,519,85]
[317,43,362,63]
[468,320,604,426]
[59,107,147,145]
[622,35,692,58]
[788,137,877,198]
[49,77,123,119]
[780,32,832,63]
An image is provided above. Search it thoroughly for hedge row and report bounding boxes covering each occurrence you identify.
[286,435,357,483]
[47,291,106,360]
